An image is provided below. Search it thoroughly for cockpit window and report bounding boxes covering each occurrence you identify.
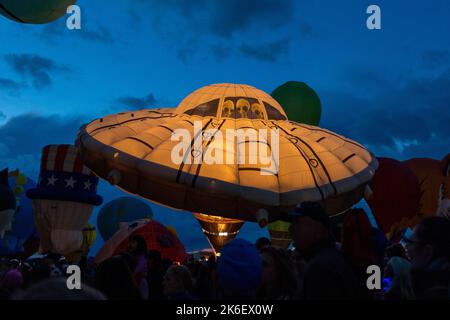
[184,99,220,117]
[184,97,286,120]
[264,102,287,120]
[221,97,266,119]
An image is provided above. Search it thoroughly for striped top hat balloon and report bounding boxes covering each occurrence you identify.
[27,145,103,206]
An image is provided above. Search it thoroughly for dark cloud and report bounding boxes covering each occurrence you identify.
[142,0,294,38]
[321,68,450,160]
[239,38,290,62]
[299,23,314,38]
[0,113,85,177]
[80,25,114,44]
[134,0,295,62]
[0,77,26,93]
[4,54,70,89]
[342,68,393,93]
[115,93,157,110]
[422,50,450,69]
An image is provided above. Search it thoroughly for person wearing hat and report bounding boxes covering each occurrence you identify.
[288,202,358,300]
[27,145,103,257]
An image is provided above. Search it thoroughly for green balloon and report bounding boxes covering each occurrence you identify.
[0,0,76,24]
[271,81,322,125]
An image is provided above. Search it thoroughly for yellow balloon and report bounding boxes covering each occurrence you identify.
[16,173,27,185]
[267,220,292,249]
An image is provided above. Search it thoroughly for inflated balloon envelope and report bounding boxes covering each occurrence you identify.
[95,219,188,264]
[26,145,103,256]
[94,219,149,265]
[0,0,76,24]
[367,157,421,236]
[193,213,244,255]
[76,83,378,225]
[97,196,154,241]
[404,153,450,220]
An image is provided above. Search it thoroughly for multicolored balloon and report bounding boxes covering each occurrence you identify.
[114,220,188,263]
[94,219,149,265]
[271,81,322,125]
[0,0,76,24]
[97,197,154,241]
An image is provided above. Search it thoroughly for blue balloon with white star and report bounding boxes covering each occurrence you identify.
[97,197,153,241]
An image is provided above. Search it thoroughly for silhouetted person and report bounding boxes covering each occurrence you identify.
[386,243,408,260]
[289,202,358,300]
[94,256,141,300]
[147,250,164,300]
[163,265,195,300]
[128,235,149,299]
[13,277,105,300]
[257,246,298,300]
[384,256,414,300]
[341,208,377,299]
[404,217,450,299]
[255,237,271,251]
[193,263,215,300]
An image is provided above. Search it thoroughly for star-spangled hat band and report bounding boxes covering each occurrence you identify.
[27,145,103,206]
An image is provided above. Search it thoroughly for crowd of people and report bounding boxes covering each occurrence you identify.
[0,202,449,300]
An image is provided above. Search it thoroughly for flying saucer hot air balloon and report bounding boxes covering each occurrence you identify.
[271,81,322,126]
[97,197,153,241]
[193,213,244,255]
[366,157,421,236]
[267,220,291,249]
[76,83,378,225]
[0,0,76,24]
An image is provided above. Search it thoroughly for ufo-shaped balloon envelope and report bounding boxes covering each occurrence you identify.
[76,84,378,225]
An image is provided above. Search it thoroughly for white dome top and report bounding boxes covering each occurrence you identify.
[175,83,288,120]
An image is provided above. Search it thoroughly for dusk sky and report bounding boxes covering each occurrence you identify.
[1,0,449,253]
